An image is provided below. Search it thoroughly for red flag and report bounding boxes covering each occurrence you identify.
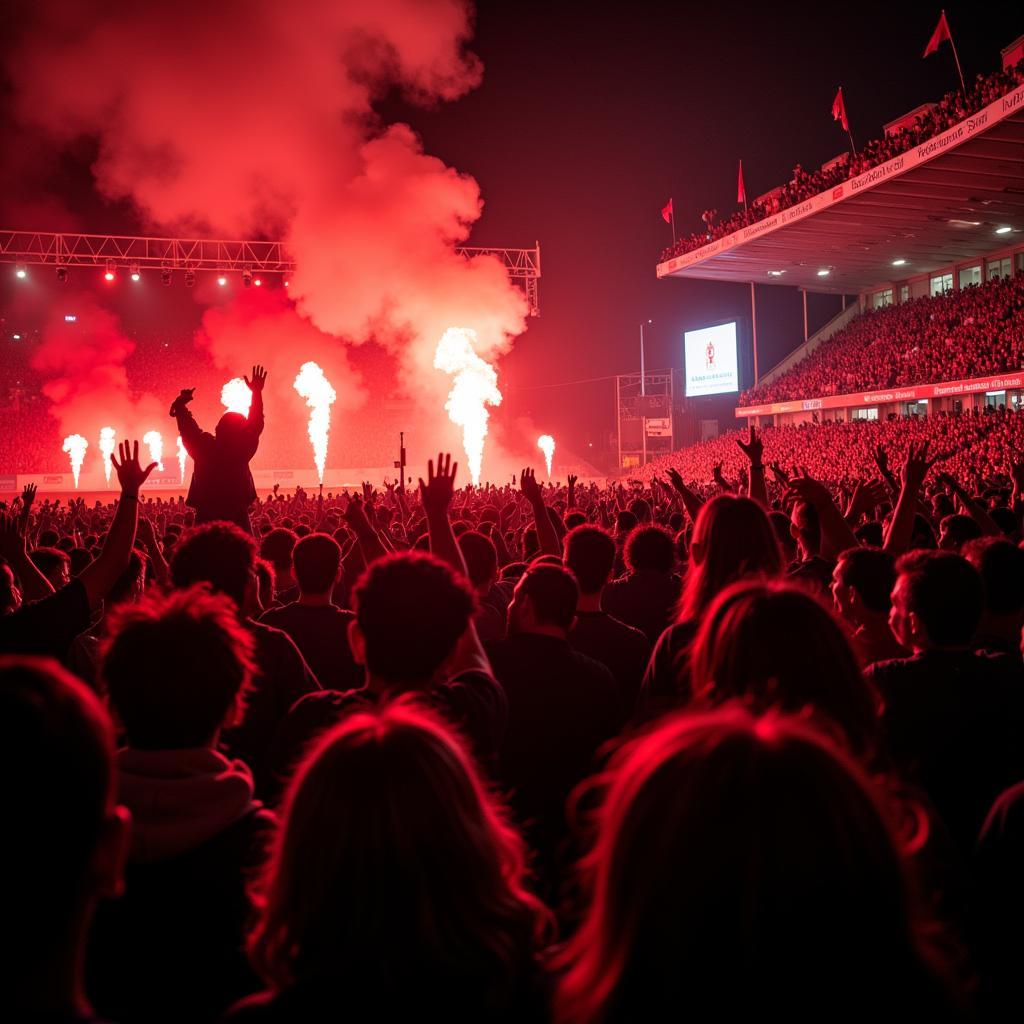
[737,159,746,205]
[923,11,952,57]
[661,198,673,224]
[831,87,849,132]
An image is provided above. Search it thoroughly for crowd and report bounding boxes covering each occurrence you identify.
[740,272,1024,406]
[7,374,1024,1020]
[660,59,1024,263]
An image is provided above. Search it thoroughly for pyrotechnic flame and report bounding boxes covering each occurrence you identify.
[293,361,336,483]
[221,377,253,417]
[99,426,116,486]
[143,431,165,471]
[62,434,88,488]
[537,435,555,478]
[434,327,502,486]
[176,436,187,484]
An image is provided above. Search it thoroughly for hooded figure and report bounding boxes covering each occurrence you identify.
[171,365,266,534]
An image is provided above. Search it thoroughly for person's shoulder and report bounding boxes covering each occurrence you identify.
[224,989,280,1022]
[602,612,650,645]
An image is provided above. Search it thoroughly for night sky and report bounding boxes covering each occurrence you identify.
[1,1,1020,464]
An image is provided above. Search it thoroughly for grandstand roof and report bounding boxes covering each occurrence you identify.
[658,83,1024,294]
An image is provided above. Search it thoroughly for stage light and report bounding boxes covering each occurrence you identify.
[56,266,68,283]
[892,258,906,266]
[767,270,785,277]
[12,333,21,340]
[284,280,290,287]
[104,261,116,282]
[217,275,227,287]
[816,268,831,277]
[242,269,252,288]
[14,265,27,279]
[996,225,1012,234]
[184,269,195,287]
[130,263,141,282]
[161,267,172,286]
[64,315,76,322]
[253,277,262,287]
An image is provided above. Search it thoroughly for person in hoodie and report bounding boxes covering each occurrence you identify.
[170,365,266,534]
[87,585,274,1024]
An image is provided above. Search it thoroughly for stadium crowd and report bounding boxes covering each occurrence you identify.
[660,60,1024,263]
[740,272,1024,406]
[8,387,1024,1020]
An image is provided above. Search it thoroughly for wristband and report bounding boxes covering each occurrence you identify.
[122,493,140,503]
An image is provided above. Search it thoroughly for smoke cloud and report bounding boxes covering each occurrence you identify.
[7,0,529,476]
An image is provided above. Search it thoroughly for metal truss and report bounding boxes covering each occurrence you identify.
[0,230,542,315]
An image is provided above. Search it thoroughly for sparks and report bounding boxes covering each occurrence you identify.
[62,434,88,488]
[221,377,253,416]
[293,361,336,483]
[176,435,187,484]
[143,430,165,471]
[434,327,502,486]
[537,434,555,478]
[99,427,116,486]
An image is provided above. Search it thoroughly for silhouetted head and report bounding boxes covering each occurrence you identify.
[556,705,956,1022]
[248,700,550,997]
[215,411,249,452]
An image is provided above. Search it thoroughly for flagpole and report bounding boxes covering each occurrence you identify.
[847,128,858,158]
[671,207,676,245]
[944,10,967,94]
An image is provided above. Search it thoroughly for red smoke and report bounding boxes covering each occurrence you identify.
[7,1,527,476]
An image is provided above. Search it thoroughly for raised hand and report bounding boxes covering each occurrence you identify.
[169,388,195,416]
[846,478,888,519]
[520,467,543,505]
[873,444,889,475]
[900,440,941,493]
[111,440,157,498]
[785,470,833,510]
[736,424,764,465]
[21,483,36,510]
[768,461,790,487]
[136,515,158,548]
[245,365,267,393]
[419,452,458,517]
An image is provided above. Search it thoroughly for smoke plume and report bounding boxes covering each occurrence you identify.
[8,0,529,478]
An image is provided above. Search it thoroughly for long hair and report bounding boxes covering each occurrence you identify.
[689,579,880,756]
[247,700,552,1004]
[556,706,958,1024]
[677,495,782,622]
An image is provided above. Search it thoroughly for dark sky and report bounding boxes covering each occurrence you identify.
[1,1,1021,460]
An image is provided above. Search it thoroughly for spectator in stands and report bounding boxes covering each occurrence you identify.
[30,545,71,590]
[2,657,129,1023]
[170,365,266,533]
[831,546,908,666]
[260,528,299,606]
[601,525,681,644]
[563,524,650,710]
[963,537,1024,660]
[487,563,622,878]
[868,550,1024,850]
[89,587,273,1024]
[641,495,783,713]
[231,702,552,1022]
[259,533,361,692]
[555,707,963,1022]
[458,529,513,642]
[170,522,320,791]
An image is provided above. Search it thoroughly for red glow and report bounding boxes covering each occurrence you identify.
[103,270,115,282]
[217,276,227,287]
[253,278,262,287]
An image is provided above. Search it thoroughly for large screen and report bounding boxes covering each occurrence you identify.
[684,321,739,397]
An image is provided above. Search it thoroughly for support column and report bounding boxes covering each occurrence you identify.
[750,281,759,385]
[802,288,809,342]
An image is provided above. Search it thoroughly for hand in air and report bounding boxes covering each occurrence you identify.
[419,452,458,516]
[112,440,158,498]
[245,365,267,393]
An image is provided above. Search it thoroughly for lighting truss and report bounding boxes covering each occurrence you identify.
[0,230,542,316]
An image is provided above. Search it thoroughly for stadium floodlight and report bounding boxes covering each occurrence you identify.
[995,226,1012,234]
[253,277,262,287]
[816,268,831,277]
[14,264,27,279]
[160,267,172,286]
[892,259,907,266]
[184,269,195,288]
[217,274,227,287]
[12,333,21,340]
[767,270,785,277]
[130,263,141,282]
[56,265,68,283]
